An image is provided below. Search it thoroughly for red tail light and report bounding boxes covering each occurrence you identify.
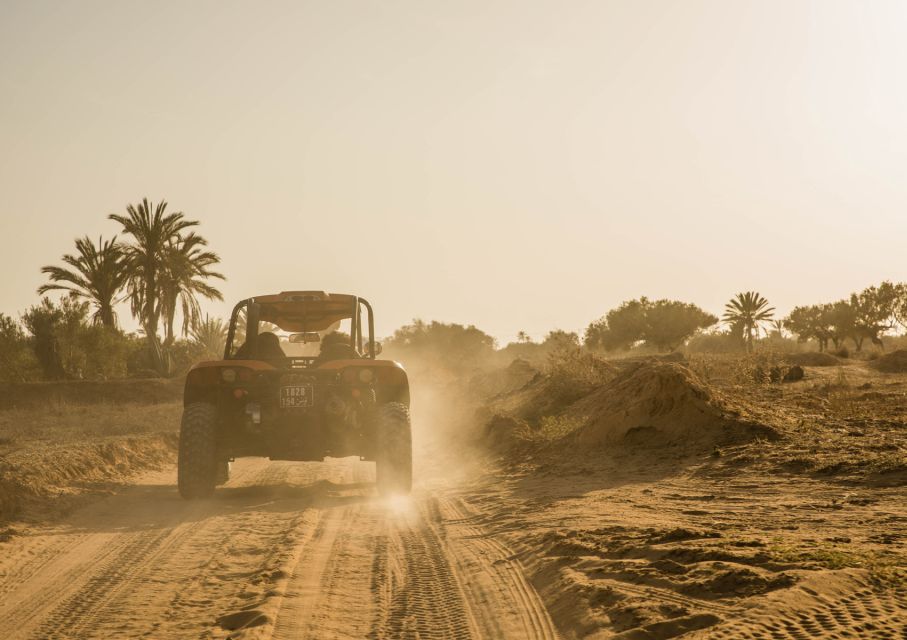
[187,366,254,386]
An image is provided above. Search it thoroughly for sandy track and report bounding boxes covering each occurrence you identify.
[0,457,557,640]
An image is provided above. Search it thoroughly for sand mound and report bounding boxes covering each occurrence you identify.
[482,414,530,450]
[570,363,773,447]
[0,433,177,522]
[785,352,840,367]
[870,349,907,373]
[469,358,540,400]
[486,358,619,424]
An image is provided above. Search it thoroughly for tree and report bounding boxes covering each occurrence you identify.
[826,300,857,350]
[20,298,132,380]
[847,283,898,350]
[38,236,126,328]
[585,298,716,352]
[190,315,228,359]
[542,330,580,350]
[21,298,66,379]
[384,319,496,370]
[0,314,41,382]
[160,233,224,347]
[722,292,775,351]
[785,304,835,352]
[110,199,202,373]
[769,319,785,338]
[891,282,907,330]
[641,300,718,351]
[585,298,648,351]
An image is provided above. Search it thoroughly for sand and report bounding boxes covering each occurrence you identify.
[1,356,905,639]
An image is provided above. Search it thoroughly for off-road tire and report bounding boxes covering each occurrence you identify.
[178,402,218,499]
[375,402,413,496]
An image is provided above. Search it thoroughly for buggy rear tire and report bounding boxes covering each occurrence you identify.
[375,402,413,496]
[178,402,218,499]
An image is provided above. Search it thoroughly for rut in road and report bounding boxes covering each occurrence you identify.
[0,460,326,639]
[271,497,477,640]
[368,505,476,640]
[270,488,558,640]
[0,458,559,640]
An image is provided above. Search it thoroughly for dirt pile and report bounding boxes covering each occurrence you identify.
[785,352,840,367]
[484,357,619,424]
[569,362,774,447]
[870,349,907,373]
[469,358,540,400]
[0,433,177,523]
[482,414,531,450]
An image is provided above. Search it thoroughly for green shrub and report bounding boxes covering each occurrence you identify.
[0,314,41,382]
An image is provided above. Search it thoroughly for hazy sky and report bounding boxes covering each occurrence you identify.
[2,1,906,343]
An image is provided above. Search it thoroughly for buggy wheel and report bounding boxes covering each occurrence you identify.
[178,402,218,499]
[375,402,413,496]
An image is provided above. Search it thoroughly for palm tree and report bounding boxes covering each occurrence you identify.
[160,233,224,347]
[769,319,785,339]
[190,315,228,358]
[110,199,200,372]
[37,236,125,328]
[723,291,775,351]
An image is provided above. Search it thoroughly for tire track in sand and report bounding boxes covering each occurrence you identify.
[367,499,477,640]
[0,458,317,639]
[435,495,559,640]
[270,463,378,640]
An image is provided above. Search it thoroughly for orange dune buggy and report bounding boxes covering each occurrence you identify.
[178,291,412,498]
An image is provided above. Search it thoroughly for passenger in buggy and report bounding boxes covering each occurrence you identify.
[316,331,359,364]
[235,331,286,361]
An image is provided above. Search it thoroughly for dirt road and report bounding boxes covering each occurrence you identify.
[0,457,557,640]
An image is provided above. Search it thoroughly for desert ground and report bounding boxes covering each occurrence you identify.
[1,352,906,639]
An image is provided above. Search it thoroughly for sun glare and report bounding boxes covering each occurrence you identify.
[383,493,413,515]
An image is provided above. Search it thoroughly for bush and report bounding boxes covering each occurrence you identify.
[544,346,615,404]
[586,298,717,352]
[166,340,211,376]
[0,314,41,382]
[19,297,137,380]
[727,351,789,385]
[383,319,496,373]
[687,330,744,354]
[69,324,132,379]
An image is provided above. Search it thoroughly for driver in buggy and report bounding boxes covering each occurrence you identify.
[315,331,359,364]
[235,331,286,361]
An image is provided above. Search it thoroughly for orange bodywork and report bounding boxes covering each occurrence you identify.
[193,359,277,371]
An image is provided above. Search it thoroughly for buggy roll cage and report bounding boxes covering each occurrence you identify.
[223,294,376,361]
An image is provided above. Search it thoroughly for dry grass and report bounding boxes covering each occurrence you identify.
[767,541,907,586]
[0,398,182,524]
[0,402,181,455]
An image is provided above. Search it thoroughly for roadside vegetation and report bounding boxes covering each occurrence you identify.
[2,202,907,389]
[0,198,224,382]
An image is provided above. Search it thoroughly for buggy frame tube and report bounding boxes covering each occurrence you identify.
[224,298,251,359]
[359,298,375,359]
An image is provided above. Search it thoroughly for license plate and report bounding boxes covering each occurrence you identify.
[280,385,314,408]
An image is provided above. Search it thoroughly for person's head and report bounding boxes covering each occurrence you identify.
[257,332,284,358]
[318,331,358,360]
[321,331,351,349]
